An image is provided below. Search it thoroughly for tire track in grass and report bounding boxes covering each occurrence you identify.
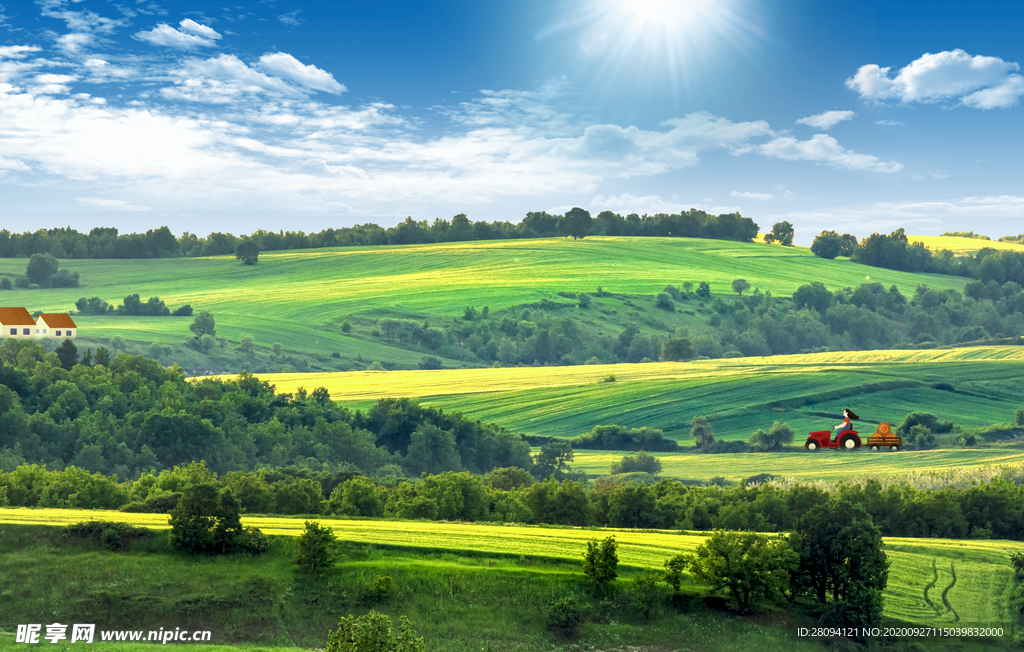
[923,558,941,614]
[941,561,960,622]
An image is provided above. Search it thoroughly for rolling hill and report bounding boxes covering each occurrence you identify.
[0,236,973,367]
[224,346,1024,442]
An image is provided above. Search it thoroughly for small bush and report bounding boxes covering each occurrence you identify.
[362,575,395,605]
[240,527,270,555]
[120,491,183,514]
[296,520,338,573]
[546,596,586,639]
[418,356,442,370]
[654,292,674,310]
[62,521,153,551]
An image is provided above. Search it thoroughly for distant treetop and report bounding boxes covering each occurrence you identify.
[0,209,760,260]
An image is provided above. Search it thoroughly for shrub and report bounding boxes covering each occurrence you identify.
[654,292,674,310]
[610,451,662,475]
[168,484,242,554]
[326,611,425,652]
[583,535,618,596]
[418,356,442,370]
[0,277,10,290]
[172,304,193,317]
[362,575,394,605]
[546,596,586,639]
[748,421,795,452]
[62,521,153,551]
[296,520,338,573]
[239,527,270,555]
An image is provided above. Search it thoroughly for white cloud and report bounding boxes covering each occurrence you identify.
[56,32,92,54]
[134,21,221,50]
[847,49,1024,109]
[278,11,303,28]
[257,52,345,94]
[178,19,221,41]
[0,155,29,171]
[78,197,151,211]
[796,110,856,130]
[759,134,902,173]
[769,195,1024,233]
[731,190,774,200]
[875,120,904,126]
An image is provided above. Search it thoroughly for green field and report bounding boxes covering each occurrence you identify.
[0,236,973,363]
[569,449,1024,483]
[0,507,1019,630]
[233,346,1024,442]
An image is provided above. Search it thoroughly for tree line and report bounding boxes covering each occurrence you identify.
[0,209,759,260]
[812,227,1024,287]
[371,279,1024,367]
[5,458,1024,543]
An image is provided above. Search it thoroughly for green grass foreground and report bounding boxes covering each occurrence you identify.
[0,524,830,652]
[1,508,1021,638]
[239,346,1024,441]
[0,236,972,361]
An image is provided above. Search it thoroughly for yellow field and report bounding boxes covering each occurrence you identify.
[198,346,1024,401]
[911,235,1024,255]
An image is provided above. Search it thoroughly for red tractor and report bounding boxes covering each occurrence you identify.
[804,428,861,451]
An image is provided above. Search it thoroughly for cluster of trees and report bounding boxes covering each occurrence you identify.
[375,307,669,367]
[6,459,1024,541]
[75,294,193,317]
[812,228,1024,286]
[704,279,1024,355]
[0,253,79,290]
[0,210,759,261]
[0,339,532,478]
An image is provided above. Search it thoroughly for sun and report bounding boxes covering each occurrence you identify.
[618,0,716,28]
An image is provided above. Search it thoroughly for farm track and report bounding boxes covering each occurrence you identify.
[924,558,941,614]
[942,561,960,622]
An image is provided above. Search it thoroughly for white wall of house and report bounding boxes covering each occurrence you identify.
[1,324,34,337]
[34,317,76,338]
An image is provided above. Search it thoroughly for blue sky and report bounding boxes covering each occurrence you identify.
[1,0,1022,243]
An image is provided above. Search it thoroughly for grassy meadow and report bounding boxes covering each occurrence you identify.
[569,449,1024,483]
[0,507,1020,633]
[0,236,973,363]
[226,346,1024,441]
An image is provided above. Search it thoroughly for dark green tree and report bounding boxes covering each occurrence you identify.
[811,231,843,259]
[610,451,662,475]
[235,239,260,265]
[26,253,60,287]
[731,278,751,296]
[558,207,593,240]
[189,312,216,338]
[696,281,711,298]
[764,221,795,246]
[296,520,338,573]
[748,421,795,452]
[687,530,798,612]
[791,500,889,607]
[582,535,618,595]
[533,440,579,481]
[55,339,79,371]
[168,484,241,554]
[691,416,714,448]
[660,337,693,362]
[94,346,111,367]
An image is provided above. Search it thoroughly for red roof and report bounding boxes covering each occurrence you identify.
[39,313,77,328]
[0,307,34,325]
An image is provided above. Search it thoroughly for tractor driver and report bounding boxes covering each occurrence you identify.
[833,408,860,435]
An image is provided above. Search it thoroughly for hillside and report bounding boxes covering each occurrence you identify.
[0,508,1018,633]
[227,346,1024,441]
[0,237,973,373]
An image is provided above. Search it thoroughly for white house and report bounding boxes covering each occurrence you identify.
[0,307,36,338]
[35,313,77,338]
